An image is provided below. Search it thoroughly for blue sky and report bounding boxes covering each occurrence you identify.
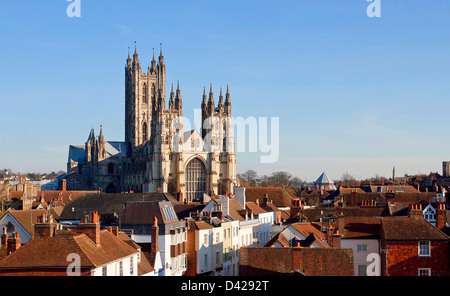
[1,0,450,181]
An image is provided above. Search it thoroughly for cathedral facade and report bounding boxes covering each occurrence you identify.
[66,46,238,202]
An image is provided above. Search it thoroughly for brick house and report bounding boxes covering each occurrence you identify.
[380,211,450,276]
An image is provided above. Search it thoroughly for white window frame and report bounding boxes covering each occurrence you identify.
[358,264,367,276]
[418,268,431,276]
[418,240,431,257]
[357,244,368,252]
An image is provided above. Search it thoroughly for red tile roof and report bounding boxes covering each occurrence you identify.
[4,209,49,236]
[244,187,294,208]
[341,217,381,239]
[245,202,267,215]
[381,216,449,241]
[0,230,138,270]
[239,247,354,276]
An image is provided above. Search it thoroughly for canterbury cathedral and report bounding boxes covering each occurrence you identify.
[65,46,238,202]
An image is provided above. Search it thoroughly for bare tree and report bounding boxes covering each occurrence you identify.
[239,170,259,186]
[341,172,355,187]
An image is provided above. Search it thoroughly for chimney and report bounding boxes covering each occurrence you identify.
[326,225,334,245]
[436,203,447,230]
[262,194,269,207]
[351,190,357,207]
[151,217,159,255]
[331,230,342,248]
[409,204,423,220]
[7,232,21,255]
[61,179,67,191]
[77,211,101,246]
[106,226,119,237]
[34,214,56,238]
[338,212,345,235]
[177,190,184,204]
[256,199,259,206]
[1,227,8,249]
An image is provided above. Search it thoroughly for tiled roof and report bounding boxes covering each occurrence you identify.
[173,204,206,220]
[59,193,180,221]
[264,232,290,247]
[193,221,214,230]
[0,230,138,269]
[4,209,49,236]
[121,201,179,225]
[239,247,354,276]
[381,216,449,241]
[227,198,247,221]
[341,217,381,239]
[244,187,294,208]
[245,202,267,215]
[295,207,389,223]
[37,190,97,204]
[301,233,329,248]
[290,222,327,241]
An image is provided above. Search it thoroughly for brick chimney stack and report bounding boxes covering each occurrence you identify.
[61,179,67,191]
[1,227,8,249]
[34,213,56,238]
[436,203,447,230]
[151,217,159,255]
[409,204,423,220]
[77,211,101,246]
[106,226,119,237]
[338,212,345,235]
[331,230,342,248]
[351,190,357,207]
[7,232,21,255]
[262,194,269,207]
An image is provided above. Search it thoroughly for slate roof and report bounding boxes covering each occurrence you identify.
[315,172,335,185]
[68,145,86,164]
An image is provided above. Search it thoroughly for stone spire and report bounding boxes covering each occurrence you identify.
[151,48,157,73]
[225,85,232,115]
[218,87,224,113]
[208,84,215,114]
[169,83,175,109]
[159,43,164,64]
[175,81,182,111]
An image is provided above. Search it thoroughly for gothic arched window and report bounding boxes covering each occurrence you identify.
[142,83,147,104]
[185,158,207,202]
[142,122,148,143]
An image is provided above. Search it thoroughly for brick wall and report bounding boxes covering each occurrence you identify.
[385,240,449,276]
